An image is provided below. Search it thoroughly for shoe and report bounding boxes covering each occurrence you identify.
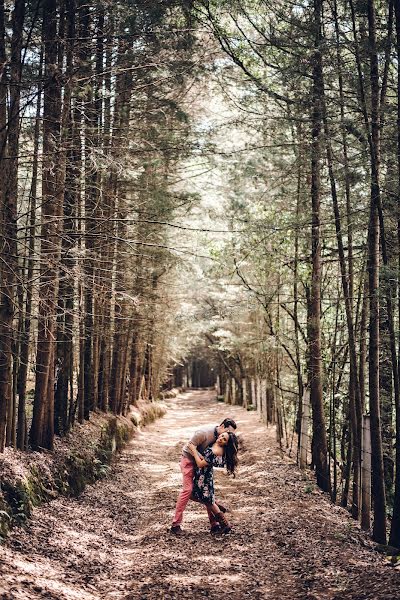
[215,511,232,533]
[210,524,222,534]
[216,502,229,513]
[170,525,183,535]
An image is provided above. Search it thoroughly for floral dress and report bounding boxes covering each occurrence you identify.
[192,445,226,505]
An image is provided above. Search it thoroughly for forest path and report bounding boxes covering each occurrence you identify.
[1,390,400,600]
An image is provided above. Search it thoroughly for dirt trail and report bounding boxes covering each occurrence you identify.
[1,390,399,600]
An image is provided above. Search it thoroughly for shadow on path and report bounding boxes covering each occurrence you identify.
[1,390,399,599]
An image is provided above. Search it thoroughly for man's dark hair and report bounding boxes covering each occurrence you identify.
[220,418,237,430]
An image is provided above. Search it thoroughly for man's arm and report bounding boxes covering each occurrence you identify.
[187,443,208,468]
[189,430,207,448]
[185,430,206,455]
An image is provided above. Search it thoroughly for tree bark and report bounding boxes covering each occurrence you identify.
[308,0,330,494]
[366,0,387,544]
[55,0,75,435]
[30,0,62,451]
[17,50,43,449]
[389,0,400,548]
[0,0,12,452]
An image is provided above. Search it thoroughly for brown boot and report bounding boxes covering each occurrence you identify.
[210,524,222,534]
[170,525,183,535]
[215,511,232,533]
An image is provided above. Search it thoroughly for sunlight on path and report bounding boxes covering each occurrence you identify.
[1,390,399,600]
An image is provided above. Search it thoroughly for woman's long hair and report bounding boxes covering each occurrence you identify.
[225,432,239,476]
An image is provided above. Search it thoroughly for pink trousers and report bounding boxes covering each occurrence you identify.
[172,456,216,527]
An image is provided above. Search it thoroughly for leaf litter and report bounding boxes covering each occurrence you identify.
[1,390,400,600]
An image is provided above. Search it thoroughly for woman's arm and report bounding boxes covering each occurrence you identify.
[187,443,209,468]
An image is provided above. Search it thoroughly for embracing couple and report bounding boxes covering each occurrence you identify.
[170,418,238,535]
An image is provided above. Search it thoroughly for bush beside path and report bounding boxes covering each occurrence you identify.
[1,389,399,600]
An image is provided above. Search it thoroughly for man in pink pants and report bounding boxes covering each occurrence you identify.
[170,418,237,535]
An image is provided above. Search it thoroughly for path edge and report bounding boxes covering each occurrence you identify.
[0,393,176,542]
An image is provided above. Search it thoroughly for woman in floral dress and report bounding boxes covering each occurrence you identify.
[188,431,238,533]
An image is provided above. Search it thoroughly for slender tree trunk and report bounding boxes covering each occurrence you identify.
[367,0,387,544]
[108,34,133,414]
[90,6,105,413]
[389,0,400,548]
[0,0,15,452]
[30,0,62,451]
[294,124,304,443]
[322,88,362,514]
[5,0,25,448]
[78,0,94,419]
[17,51,43,449]
[308,0,330,494]
[55,0,75,435]
[98,17,113,413]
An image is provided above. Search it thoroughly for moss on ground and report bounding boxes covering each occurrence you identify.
[0,394,171,541]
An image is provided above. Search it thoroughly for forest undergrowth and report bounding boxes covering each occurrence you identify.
[0,390,399,600]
